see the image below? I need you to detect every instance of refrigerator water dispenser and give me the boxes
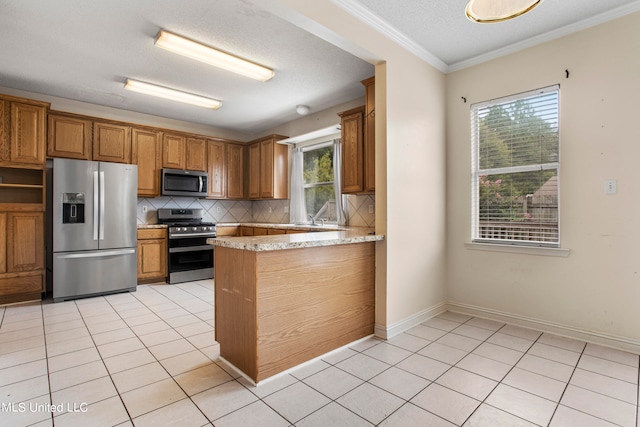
[62,193,85,224]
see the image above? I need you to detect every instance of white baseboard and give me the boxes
[373,299,640,355]
[374,301,447,340]
[447,300,640,355]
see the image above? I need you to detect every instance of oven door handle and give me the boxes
[169,233,216,239]
[169,244,215,253]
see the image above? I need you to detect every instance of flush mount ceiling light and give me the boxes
[124,79,222,109]
[296,104,310,115]
[465,0,542,23]
[155,30,275,82]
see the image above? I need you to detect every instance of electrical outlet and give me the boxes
[142,205,147,213]
[216,207,221,213]
[604,179,617,195]
[268,207,273,213]
[283,206,289,213]
[368,205,374,214]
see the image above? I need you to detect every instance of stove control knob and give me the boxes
[192,227,198,231]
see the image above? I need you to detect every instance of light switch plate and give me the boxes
[604,179,617,194]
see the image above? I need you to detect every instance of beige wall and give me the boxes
[446,12,640,343]
[259,0,448,332]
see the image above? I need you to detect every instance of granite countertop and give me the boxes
[137,224,168,229]
[208,227,383,252]
[216,222,350,231]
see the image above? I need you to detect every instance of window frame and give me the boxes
[470,85,561,248]
[302,141,337,223]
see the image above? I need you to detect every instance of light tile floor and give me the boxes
[0,281,639,426]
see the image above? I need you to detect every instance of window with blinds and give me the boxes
[471,85,560,246]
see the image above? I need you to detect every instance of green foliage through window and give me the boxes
[472,86,560,245]
[303,144,336,221]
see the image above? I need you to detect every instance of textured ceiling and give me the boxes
[0,0,374,135]
[344,0,640,71]
[0,0,638,135]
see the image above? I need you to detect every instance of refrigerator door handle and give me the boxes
[93,171,99,240]
[99,171,105,240]
[56,249,136,259]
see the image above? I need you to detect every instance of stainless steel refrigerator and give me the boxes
[50,158,137,302]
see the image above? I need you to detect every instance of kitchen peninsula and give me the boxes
[209,226,383,383]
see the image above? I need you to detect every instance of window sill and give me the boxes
[464,242,570,257]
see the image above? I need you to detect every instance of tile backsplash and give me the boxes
[137,194,375,227]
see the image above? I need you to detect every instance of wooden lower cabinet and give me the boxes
[215,242,375,383]
[137,228,167,283]
[0,211,45,304]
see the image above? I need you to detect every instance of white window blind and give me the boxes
[471,85,560,246]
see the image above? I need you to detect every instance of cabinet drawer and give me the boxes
[267,228,286,235]
[216,226,239,237]
[0,272,43,296]
[138,228,167,240]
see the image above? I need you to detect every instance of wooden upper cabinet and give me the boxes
[6,211,44,273]
[339,106,365,194]
[186,137,207,172]
[93,121,131,163]
[11,103,47,166]
[336,77,375,195]
[132,127,162,197]
[47,112,92,160]
[247,142,261,199]
[362,76,375,193]
[248,135,288,199]
[0,97,48,167]
[162,133,186,170]
[227,143,244,199]
[260,138,275,198]
[207,140,226,198]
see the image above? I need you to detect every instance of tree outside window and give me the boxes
[472,86,560,245]
[303,144,336,222]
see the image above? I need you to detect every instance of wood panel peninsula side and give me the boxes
[209,228,383,383]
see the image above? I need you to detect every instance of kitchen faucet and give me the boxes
[308,214,315,225]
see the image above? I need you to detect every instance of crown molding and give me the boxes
[449,0,640,72]
[332,0,640,74]
[330,0,449,73]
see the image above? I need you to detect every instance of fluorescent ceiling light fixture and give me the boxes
[465,0,542,23]
[155,30,275,82]
[124,79,221,109]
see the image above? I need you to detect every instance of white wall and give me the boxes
[446,12,640,345]
[259,0,448,333]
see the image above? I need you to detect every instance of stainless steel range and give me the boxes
[157,208,216,284]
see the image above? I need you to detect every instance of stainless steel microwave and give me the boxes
[161,169,208,197]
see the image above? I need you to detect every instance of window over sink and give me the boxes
[303,142,336,223]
